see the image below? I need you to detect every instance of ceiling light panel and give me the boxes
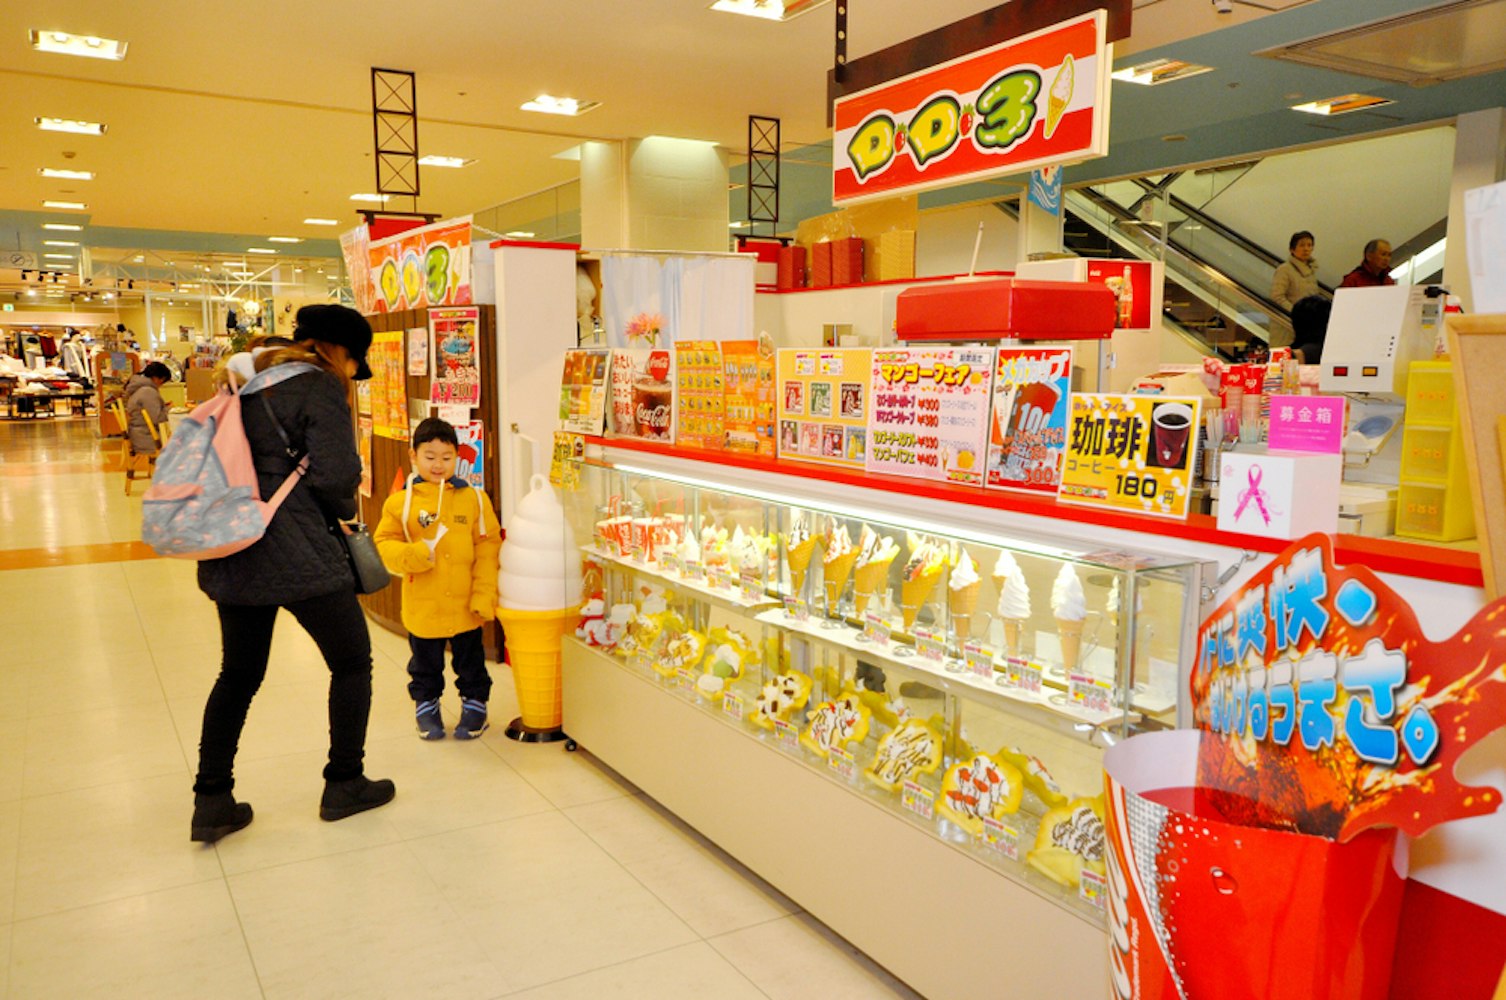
[304,218,339,226]
[42,200,87,210]
[709,0,831,21]
[521,95,601,116]
[246,248,277,254]
[417,155,475,168]
[28,30,128,60]
[1112,58,1215,85]
[349,194,390,203]
[266,236,302,243]
[35,117,107,135]
[42,223,82,231]
[1290,93,1394,115]
[40,168,95,180]
[42,240,79,247]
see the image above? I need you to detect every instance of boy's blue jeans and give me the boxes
[407,626,491,704]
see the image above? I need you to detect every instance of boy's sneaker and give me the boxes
[415,699,445,740]
[454,699,489,740]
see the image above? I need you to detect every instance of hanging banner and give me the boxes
[865,346,995,486]
[1057,393,1200,519]
[367,216,473,314]
[1026,165,1062,215]
[985,347,1073,494]
[832,11,1110,205]
[558,349,610,436]
[454,420,485,491]
[369,330,407,440]
[722,337,776,456]
[340,225,375,316]
[675,340,725,451]
[428,306,481,407]
[776,348,872,468]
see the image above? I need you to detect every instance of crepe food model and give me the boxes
[751,671,814,729]
[937,752,1025,836]
[1027,795,1107,890]
[863,720,944,792]
[799,695,872,757]
[900,533,946,631]
[853,526,901,617]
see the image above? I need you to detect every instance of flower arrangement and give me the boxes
[625,312,664,347]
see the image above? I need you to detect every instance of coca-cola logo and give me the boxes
[636,403,671,429]
[1105,819,1135,1000]
[647,351,671,382]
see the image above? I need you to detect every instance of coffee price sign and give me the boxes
[1057,394,1201,520]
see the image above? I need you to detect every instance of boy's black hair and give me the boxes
[412,417,459,449]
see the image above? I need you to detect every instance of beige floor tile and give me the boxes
[151,639,228,703]
[12,773,223,921]
[229,841,513,999]
[565,795,798,937]
[0,728,22,802]
[0,801,18,923]
[23,651,166,717]
[709,913,924,1000]
[0,922,11,997]
[505,941,768,1000]
[0,662,28,724]
[22,698,190,796]
[413,811,699,991]
[6,880,262,1000]
[368,732,555,841]
[485,738,639,810]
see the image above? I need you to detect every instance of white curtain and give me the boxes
[601,254,753,348]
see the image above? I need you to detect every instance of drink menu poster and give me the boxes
[866,347,996,487]
[370,330,408,440]
[1057,393,1202,519]
[429,306,481,406]
[675,341,725,451]
[722,338,776,457]
[986,347,1073,495]
[775,348,872,468]
[558,349,610,436]
[607,348,675,443]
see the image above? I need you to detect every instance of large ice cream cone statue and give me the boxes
[1045,53,1074,140]
[900,533,945,632]
[994,550,1032,656]
[1051,563,1087,673]
[853,526,900,617]
[497,474,584,741]
[948,545,981,639]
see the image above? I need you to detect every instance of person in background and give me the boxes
[1339,239,1396,288]
[1290,295,1334,365]
[1270,231,1322,310]
[374,418,502,740]
[191,304,394,843]
[222,334,294,386]
[124,361,172,455]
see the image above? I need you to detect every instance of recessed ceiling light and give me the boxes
[729,221,749,228]
[43,253,74,260]
[179,283,198,289]
[40,168,95,180]
[504,231,536,238]
[35,117,107,136]
[43,239,79,247]
[266,236,302,243]
[520,95,601,116]
[1291,93,1394,116]
[303,218,339,226]
[349,193,390,203]
[101,291,113,300]
[42,223,82,231]
[134,255,145,262]
[709,0,830,21]
[418,155,475,168]
[28,30,128,61]
[42,200,87,210]
[1112,59,1215,86]
[247,248,277,254]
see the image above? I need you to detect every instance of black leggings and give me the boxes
[194,589,373,794]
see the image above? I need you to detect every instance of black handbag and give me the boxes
[341,522,393,595]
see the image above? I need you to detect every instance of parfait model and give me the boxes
[948,545,981,639]
[822,523,857,617]
[784,511,821,598]
[1051,563,1087,672]
[993,550,1032,656]
[853,526,901,617]
[900,533,946,631]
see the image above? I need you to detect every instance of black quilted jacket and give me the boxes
[197,368,360,605]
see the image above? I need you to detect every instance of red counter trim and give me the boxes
[488,239,581,251]
[590,436,1484,588]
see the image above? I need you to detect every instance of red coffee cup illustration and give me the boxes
[1151,402,1193,469]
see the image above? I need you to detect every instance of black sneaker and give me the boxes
[415,699,445,740]
[190,792,253,844]
[453,698,489,740]
[319,776,396,821]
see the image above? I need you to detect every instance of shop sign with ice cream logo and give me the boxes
[831,11,1111,205]
[1057,394,1201,520]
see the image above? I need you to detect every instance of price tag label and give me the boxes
[630,649,652,674]
[740,570,764,603]
[722,691,745,722]
[675,667,698,694]
[1003,656,1043,694]
[863,611,891,646]
[784,595,810,623]
[1070,673,1113,715]
[658,552,681,576]
[901,780,935,821]
[1079,869,1108,909]
[982,817,1021,860]
[827,745,856,781]
[682,559,706,582]
[710,567,736,591]
[915,626,945,663]
[963,641,995,680]
[773,719,800,752]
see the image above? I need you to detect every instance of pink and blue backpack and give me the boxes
[141,362,317,559]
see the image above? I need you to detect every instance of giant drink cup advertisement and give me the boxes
[986,347,1073,494]
[1102,534,1506,999]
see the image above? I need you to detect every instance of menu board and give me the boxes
[722,338,776,456]
[986,347,1074,494]
[1057,393,1202,519]
[558,349,610,436]
[776,348,872,468]
[607,348,675,443]
[675,341,725,451]
[866,346,996,486]
[429,306,481,406]
[369,330,407,440]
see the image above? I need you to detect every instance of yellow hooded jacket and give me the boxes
[374,475,501,639]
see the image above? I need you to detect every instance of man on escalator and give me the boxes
[1339,239,1396,288]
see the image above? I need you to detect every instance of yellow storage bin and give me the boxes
[1396,481,1475,542]
[1399,425,1459,484]
[1404,361,1455,427]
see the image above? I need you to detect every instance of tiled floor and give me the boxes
[0,420,922,1000]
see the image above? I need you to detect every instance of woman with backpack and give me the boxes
[190,304,395,843]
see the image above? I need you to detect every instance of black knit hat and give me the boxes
[293,304,373,381]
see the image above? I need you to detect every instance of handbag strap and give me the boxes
[256,388,309,515]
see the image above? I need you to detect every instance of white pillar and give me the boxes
[1444,107,1506,313]
[580,137,730,252]
[1015,192,1063,262]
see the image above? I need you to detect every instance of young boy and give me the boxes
[375,418,502,740]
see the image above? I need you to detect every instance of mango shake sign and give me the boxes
[832,12,1111,205]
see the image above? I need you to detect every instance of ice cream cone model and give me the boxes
[798,695,872,758]
[822,524,857,612]
[899,533,945,631]
[852,526,900,617]
[751,671,813,730]
[936,752,1024,837]
[993,550,1032,656]
[1051,563,1087,672]
[863,720,944,792]
[1026,795,1106,890]
[785,516,821,597]
[948,545,981,639]
[1044,53,1074,140]
[999,746,1069,808]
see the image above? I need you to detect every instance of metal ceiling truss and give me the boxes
[747,115,781,236]
[372,67,421,201]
